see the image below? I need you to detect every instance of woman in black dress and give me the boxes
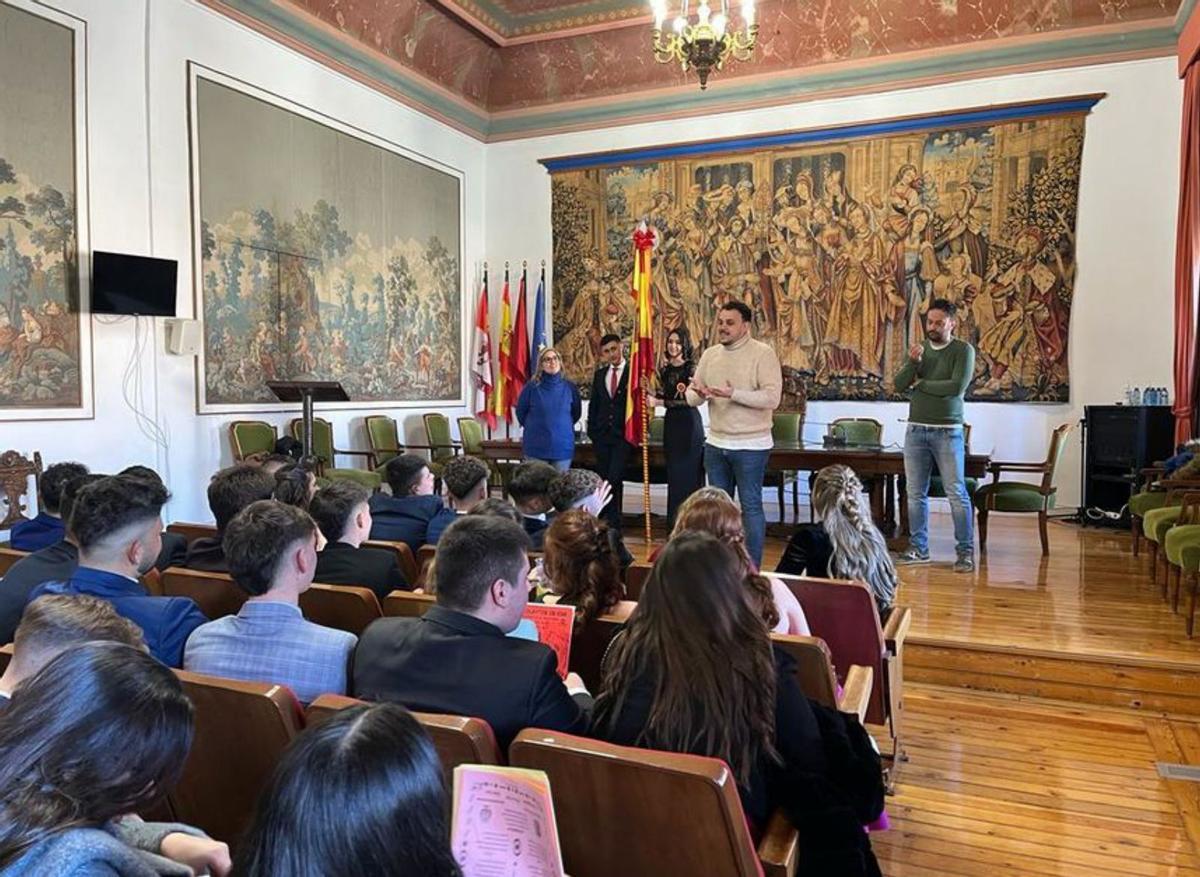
[650,327,704,526]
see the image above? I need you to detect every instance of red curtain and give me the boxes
[1175,62,1200,443]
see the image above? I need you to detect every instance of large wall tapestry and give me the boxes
[0,1,91,420]
[548,98,1095,403]
[190,69,464,412]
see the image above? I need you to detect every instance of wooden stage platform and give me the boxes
[626,503,1200,874]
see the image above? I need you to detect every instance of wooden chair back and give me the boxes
[0,450,42,530]
[624,560,653,601]
[829,417,883,445]
[770,632,839,709]
[567,613,627,693]
[1042,422,1074,493]
[0,643,11,672]
[0,546,28,577]
[363,539,419,583]
[382,589,437,617]
[228,421,277,462]
[365,415,402,468]
[509,730,772,877]
[166,522,218,545]
[306,694,502,775]
[775,573,887,724]
[300,584,381,635]
[141,567,163,597]
[289,417,336,467]
[169,670,303,848]
[161,568,247,620]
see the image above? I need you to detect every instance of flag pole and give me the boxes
[504,262,511,441]
[483,262,492,440]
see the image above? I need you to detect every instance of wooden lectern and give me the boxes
[266,380,349,463]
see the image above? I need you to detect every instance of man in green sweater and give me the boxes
[893,298,976,573]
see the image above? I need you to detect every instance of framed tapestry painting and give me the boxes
[188,66,466,414]
[0,0,93,420]
[547,97,1097,404]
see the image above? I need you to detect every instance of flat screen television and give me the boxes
[91,251,177,317]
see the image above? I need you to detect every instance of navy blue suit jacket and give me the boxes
[368,494,446,552]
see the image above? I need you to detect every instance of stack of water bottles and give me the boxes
[1125,386,1171,406]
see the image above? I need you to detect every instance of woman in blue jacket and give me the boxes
[516,347,582,470]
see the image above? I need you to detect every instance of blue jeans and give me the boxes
[703,444,770,567]
[904,425,973,556]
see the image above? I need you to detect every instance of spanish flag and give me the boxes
[624,222,656,444]
[492,270,513,424]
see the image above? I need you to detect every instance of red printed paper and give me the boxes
[522,603,574,680]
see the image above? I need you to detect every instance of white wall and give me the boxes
[486,58,1184,508]
[0,0,488,522]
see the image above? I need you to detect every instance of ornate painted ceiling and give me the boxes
[206,0,1194,139]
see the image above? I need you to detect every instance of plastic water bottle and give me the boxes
[1132,387,1142,405]
[1146,387,1158,406]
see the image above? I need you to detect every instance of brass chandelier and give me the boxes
[649,0,758,90]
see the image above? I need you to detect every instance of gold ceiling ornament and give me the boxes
[649,0,757,90]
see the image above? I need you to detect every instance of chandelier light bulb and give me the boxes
[696,0,711,25]
[712,12,727,36]
[673,15,686,32]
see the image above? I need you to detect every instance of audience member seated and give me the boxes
[673,488,810,636]
[311,481,410,600]
[424,455,490,546]
[593,533,884,876]
[508,460,559,549]
[234,702,459,876]
[119,465,188,569]
[535,509,629,631]
[353,516,591,749]
[185,464,275,572]
[368,453,445,551]
[30,474,207,667]
[0,642,231,876]
[0,595,145,706]
[184,500,357,705]
[10,461,87,552]
[0,473,102,643]
[273,462,318,511]
[252,452,296,476]
[777,465,898,620]
[469,496,524,525]
[548,468,632,568]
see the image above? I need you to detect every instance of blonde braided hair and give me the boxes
[810,465,897,609]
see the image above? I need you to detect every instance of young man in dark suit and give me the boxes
[507,460,558,550]
[30,474,208,668]
[310,481,410,600]
[352,515,591,749]
[368,454,446,552]
[184,464,275,572]
[586,333,634,532]
[11,461,88,551]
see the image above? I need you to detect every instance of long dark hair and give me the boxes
[593,532,779,787]
[663,326,694,365]
[273,462,316,510]
[0,642,194,867]
[234,703,460,877]
[543,509,624,630]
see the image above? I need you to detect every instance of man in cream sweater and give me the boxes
[686,301,782,565]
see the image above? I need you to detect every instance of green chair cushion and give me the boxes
[1164,524,1200,565]
[831,420,882,445]
[1129,491,1173,517]
[366,416,401,467]
[1144,505,1183,542]
[424,414,455,465]
[973,481,1054,513]
[772,413,802,443]
[1182,542,1200,573]
[232,422,276,459]
[324,468,382,490]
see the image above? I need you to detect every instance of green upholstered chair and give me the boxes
[1126,465,1200,556]
[1130,484,1172,556]
[1145,503,1185,589]
[458,416,508,494]
[765,412,802,523]
[229,421,277,462]
[1162,499,1200,624]
[974,423,1073,556]
[287,418,381,490]
[365,415,404,473]
[829,417,884,446]
[421,413,458,479]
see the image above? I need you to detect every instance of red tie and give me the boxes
[609,366,618,397]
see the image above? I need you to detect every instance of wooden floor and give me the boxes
[629,502,1200,875]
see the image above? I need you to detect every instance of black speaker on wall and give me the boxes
[1083,405,1176,517]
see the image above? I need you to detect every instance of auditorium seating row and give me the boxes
[1129,466,1200,636]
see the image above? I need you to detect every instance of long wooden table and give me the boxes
[479,438,991,537]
